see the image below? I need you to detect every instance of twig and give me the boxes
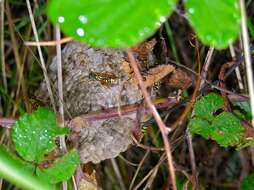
[111,158,126,190]
[133,153,166,190]
[171,70,201,129]
[219,61,235,110]
[167,58,249,98]
[186,129,197,189]
[71,176,78,190]
[118,155,139,167]
[55,26,66,151]
[240,0,254,126]
[25,37,72,46]
[25,0,56,112]
[55,26,67,190]
[199,47,214,89]
[127,50,177,190]
[229,44,244,90]
[144,160,160,190]
[132,136,164,152]
[0,0,7,91]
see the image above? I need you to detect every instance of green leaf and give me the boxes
[36,150,80,184]
[0,146,56,190]
[194,93,224,121]
[12,107,69,162]
[188,118,211,139]
[241,173,254,190]
[47,0,177,48]
[185,0,240,49]
[233,101,252,120]
[247,18,254,40]
[210,112,244,147]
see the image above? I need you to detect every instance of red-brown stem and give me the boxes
[127,50,177,190]
[78,98,177,121]
[0,118,14,128]
[0,98,177,128]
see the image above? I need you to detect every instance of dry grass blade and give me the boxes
[229,44,244,90]
[55,26,68,190]
[25,37,73,46]
[133,153,166,190]
[25,0,56,112]
[240,0,254,127]
[129,150,150,190]
[111,158,126,190]
[0,0,6,91]
[6,2,29,112]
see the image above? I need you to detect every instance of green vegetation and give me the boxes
[1,0,254,189]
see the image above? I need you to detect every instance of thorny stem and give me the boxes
[0,98,177,128]
[127,50,177,190]
[77,98,177,122]
[240,0,254,127]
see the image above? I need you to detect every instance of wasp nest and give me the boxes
[36,42,158,163]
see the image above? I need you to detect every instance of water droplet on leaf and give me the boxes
[58,16,65,23]
[76,28,85,36]
[139,31,144,36]
[78,15,88,24]
[188,8,195,14]
[155,22,161,27]
[159,16,166,23]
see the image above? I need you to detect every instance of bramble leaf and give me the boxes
[189,93,251,148]
[194,93,224,121]
[185,0,240,49]
[47,0,177,48]
[36,150,80,184]
[188,118,211,139]
[233,101,252,120]
[210,112,244,147]
[12,108,69,162]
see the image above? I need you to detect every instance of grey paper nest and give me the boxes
[36,42,152,163]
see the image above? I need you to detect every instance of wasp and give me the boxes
[89,71,118,86]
